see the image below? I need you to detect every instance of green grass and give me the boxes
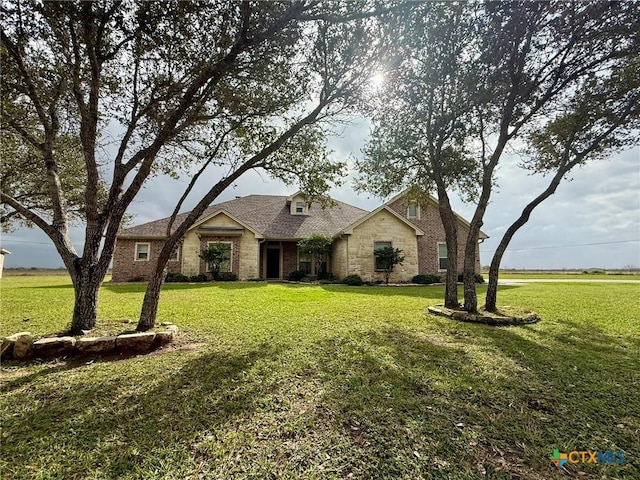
[1,276,639,479]
[496,272,640,280]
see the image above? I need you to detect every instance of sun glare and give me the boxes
[369,72,386,90]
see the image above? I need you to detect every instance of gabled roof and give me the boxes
[118,195,369,240]
[384,190,489,240]
[340,206,425,237]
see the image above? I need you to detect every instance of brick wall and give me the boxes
[387,197,481,274]
[112,238,181,282]
[282,242,298,279]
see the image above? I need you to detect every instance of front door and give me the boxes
[266,247,280,279]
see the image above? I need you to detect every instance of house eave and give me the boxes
[117,234,167,240]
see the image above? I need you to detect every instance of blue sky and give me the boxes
[2,121,639,270]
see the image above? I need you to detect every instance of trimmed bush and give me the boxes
[288,270,307,281]
[190,274,208,282]
[342,274,364,286]
[165,273,189,283]
[217,272,237,282]
[457,273,485,284]
[412,274,441,284]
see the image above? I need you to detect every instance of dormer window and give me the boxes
[407,201,420,219]
[288,192,309,215]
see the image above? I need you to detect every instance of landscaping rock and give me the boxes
[33,336,76,358]
[166,325,179,333]
[116,332,156,353]
[10,332,34,359]
[153,330,175,349]
[1,337,16,359]
[76,336,116,354]
[428,304,540,326]
[160,322,174,326]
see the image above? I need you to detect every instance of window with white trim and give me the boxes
[295,201,304,213]
[407,201,420,219]
[168,245,180,262]
[135,243,150,261]
[374,241,392,271]
[206,241,232,272]
[438,243,448,270]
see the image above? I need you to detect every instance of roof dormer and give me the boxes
[286,192,310,215]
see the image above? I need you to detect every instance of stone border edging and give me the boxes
[428,304,540,326]
[1,323,179,361]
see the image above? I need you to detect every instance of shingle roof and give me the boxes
[118,195,369,239]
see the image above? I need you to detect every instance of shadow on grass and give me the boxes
[1,343,281,479]
[293,324,639,478]
[321,283,520,300]
[2,319,637,479]
[102,281,269,294]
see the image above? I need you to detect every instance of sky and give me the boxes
[2,120,639,270]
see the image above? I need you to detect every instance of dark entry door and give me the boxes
[266,248,280,279]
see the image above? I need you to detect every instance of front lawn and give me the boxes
[1,277,638,479]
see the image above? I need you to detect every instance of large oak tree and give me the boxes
[357,1,639,312]
[0,0,392,333]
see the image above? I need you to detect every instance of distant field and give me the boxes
[495,271,640,280]
[3,268,74,276]
[1,276,639,479]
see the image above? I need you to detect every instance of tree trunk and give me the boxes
[436,189,460,308]
[69,265,102,334]
[485,170,565,311]
[137,267,166,332]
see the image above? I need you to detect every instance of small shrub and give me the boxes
[129,275,146,282]
[319,273,339,282]
[342,274,363,286]
[190,274,208,282]
[165,273,189,283]
[319,274,340,285]
[413,274,441,284]
[583,269,605,275]
[288,270,307,281]
[217,272,237,282]
[457,273,485,284]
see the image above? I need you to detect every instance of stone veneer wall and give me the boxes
[181,213,259,279]
[198,236,240,277]
[112,239,181,282]
[331,237,348,279]
[387,197,482,274]
[347,210,419,283]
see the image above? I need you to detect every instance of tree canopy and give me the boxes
[357,1,640,311]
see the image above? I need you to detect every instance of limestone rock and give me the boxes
[153,330,175,349]
[9,332,34,359]
[160,322,174,326]
[76,336,116,354]
[33,336,76,358]
[116,332,156,353]
[166,325,179,333]
[1,337,16,359]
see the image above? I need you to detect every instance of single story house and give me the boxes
[112,191,488,283]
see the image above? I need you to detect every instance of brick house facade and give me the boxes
[112,191,487,282]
